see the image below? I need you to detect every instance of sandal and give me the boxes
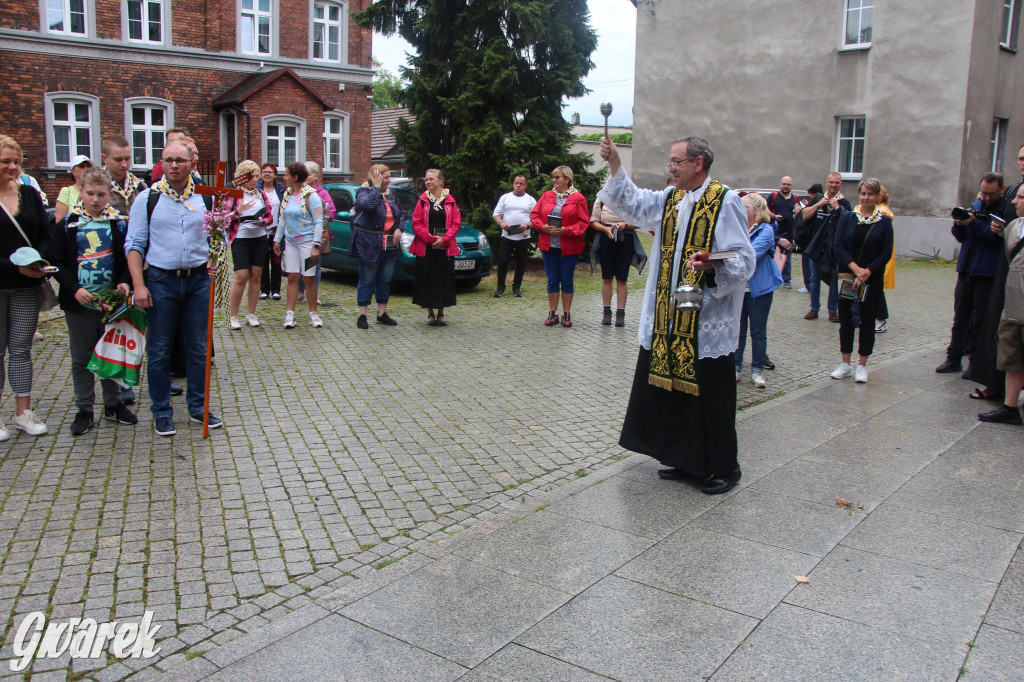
[436,315,447,327]
[427,313,438,326]
[969,387,1003,400]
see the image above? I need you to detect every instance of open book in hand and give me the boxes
[694,250,739,262]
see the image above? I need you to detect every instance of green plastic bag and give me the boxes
[87,307,148,387]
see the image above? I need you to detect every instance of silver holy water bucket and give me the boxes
[673,283,703,310]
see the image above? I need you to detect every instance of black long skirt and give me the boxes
[619,348,738,478]
[412,249,457,309]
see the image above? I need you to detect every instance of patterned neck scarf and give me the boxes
[554,187,577,200]
[107,170,141,203]
[71,201,120,225]
[152,176,197,210]
[427,188,449,211]
[854,205,884,224]
[282,185,316,214]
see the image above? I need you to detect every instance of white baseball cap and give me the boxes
[9,247,49,267]
[68,155,93,169]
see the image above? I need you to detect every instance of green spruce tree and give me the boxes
[356,0,602,239]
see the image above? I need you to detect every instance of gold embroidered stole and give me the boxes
[648,180,727,395]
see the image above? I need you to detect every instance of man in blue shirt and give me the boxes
[936,172,1008,375]
[125,141,222,436]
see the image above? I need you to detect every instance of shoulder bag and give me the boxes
[0,193,58,311]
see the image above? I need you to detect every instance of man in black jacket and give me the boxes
[800,172,851,321]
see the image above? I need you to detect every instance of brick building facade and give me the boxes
[0,0,375,198]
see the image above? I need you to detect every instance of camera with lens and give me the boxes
[951,206,975,221]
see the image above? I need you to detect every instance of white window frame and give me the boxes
[40,0,94,37]
[124,97,174,170]
[310,0,348,64]
[991,118,1009,173]
[262,115,306,171]
[322,111,349,172]
[123,0,169,45]
[239,0,276,56]
[1002,0,1021,50]
[834,116,866,181]
[841,0,873,50]
[44,92,100,169]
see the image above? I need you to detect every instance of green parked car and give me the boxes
[319,183,493,286]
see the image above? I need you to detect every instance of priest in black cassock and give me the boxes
[598,136,754,494]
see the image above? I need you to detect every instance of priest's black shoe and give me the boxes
[935,357,962,373]
[978,404,1023,425]
[702,469,742,495]
[657,468,688,480]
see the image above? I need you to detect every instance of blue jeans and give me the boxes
[802,254,838,314]
[145,267,210,419]
[357,252,397,306]
[540,248,577,294]
[735,291,773,373]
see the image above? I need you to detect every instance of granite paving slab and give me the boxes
[455,644,607,682]
[964,625,1024,682]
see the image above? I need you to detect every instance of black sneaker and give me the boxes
[170,382,184,396]
[494,288,505,298]
[154,416,176,436]
[190,413,223,429]
[104,403,138,425]
[615,309,625,327]
[357,314,369,329]
[978,404,1023,425]
[512,288,523,297]
[602,309,612,325]
[935,358,962,373]
[70,411,94,436]
[763,357,776,371]
[376,313,397,326]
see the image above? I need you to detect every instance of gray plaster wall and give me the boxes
[631,0,1019,222]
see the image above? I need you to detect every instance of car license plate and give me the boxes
[454,259,476,271]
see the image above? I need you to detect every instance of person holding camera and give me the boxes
[829,178,893,384]
[935,172,1009,375]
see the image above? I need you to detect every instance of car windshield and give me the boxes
[391,187,419,215]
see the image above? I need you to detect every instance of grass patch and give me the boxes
[185,649,210,661]
[534,503,549,512]
[739,390,786,412]
[373,553,409,570]
[574,469,588,479]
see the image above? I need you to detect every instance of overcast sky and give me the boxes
[372,0,637,127]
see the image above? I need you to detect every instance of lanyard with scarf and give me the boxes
[108,171,142,203]
[648,180,727,395]
[70,201,121,224]
[279,185,316,223]
[152,175,197,209]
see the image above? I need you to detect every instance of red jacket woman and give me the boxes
[531,188,589,256]
[411,189,461,257]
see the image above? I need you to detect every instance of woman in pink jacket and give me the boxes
[531,165,589,327]
[411,168,461,326]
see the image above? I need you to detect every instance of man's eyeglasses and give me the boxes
[161,157,191,166]
[666,158,697,172]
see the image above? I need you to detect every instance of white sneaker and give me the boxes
[283,311,296,329]
[33,331,44,341]
[310,311,323,328]
[752,372,766,388]
[797,287,809,293]
[228,316,242,330]
[875,319,887,333]
[855,365,868,383]
[831,363,853,380]
[13,410,47,436]
[735,371,742,382]
[0,420,9,442]
[245,313,261,327]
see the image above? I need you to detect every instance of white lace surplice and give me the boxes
[597,168,755,358]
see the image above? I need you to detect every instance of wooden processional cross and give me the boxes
[194,162,244,438]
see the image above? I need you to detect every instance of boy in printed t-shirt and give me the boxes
[49,168,138,436]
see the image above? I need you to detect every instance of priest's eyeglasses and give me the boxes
[666,158,697,172]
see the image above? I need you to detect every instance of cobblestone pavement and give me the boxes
[0,257,958,679]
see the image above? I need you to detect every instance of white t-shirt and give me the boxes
[492,191,537,241]
[264,189,281,234]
